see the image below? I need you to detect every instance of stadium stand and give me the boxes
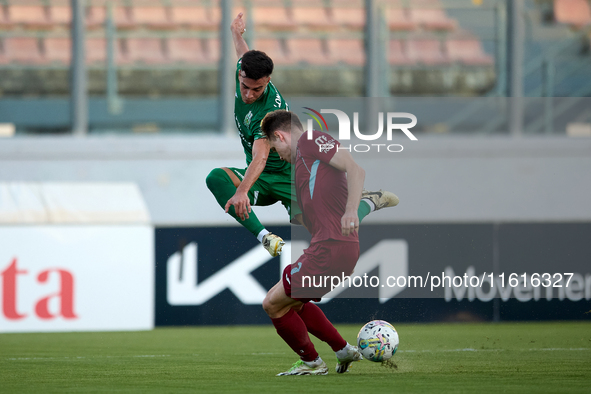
[409,0,457,31]
[327,38,365,66]
[4,1,50,29]
[45,37,72,64]
[445,38,493,65]
[331,0,365,30]
[131,6,174,30]
[292,1,337,31]
[167,38,209,64]
[253,6,297,31]
[406,39,449,65]
[554,0,591,28]
[124,38,168,64]
[49,5,72,25]
[170,5,218,30]
[0,0,491,68]
[86,5,134,30]
[286,38,332,65]
[3,37,44,64]
[206,38,220,63]
[386,7,416,31]
[253,38,292,65]
[388,40,412,65]
[0,0,497,98]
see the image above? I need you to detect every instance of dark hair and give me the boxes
[261,110,303,140]
[241,50,274,80]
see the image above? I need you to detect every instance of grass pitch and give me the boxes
[1,322,590,393]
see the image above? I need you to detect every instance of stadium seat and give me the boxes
[445,39,493,65]
[253,7,297,31]
[388,40,413,65]
[6,3,51,29]
[0,6,8,30]
[331,0,365,30]
[327,39,365,66]
[44,37,71,64]
[286,38,332,65]
[87,6,133,29]
[205,38,220,63]
[3,37,44,64]
[406,39,449,64]
[86,38,107,64]
[292,2,337,31]
[253,38,292,65]
[167,38,209,64]
[554,0,591,28]
[49,6,72,25]
[386,6,416,31]
[210,6,245,25]
[409,0,457,31]
[125,38,169,64]
[86,38,125,65]
[131,6,174,29]
[170,6,217,30]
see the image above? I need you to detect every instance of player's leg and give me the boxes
[294,242,362,373]
[270,169,398,225]
[263,279,328,376]
[297,302,362,373]
[358,189,400,222]
[205,167,284,256]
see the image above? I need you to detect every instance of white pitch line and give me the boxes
[397,347,590,353]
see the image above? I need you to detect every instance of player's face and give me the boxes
[270,132,292,163]
[239,72,270,104]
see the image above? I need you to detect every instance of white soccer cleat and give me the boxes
[335,346,363,373]
[276,360,329,376]
[262,232,285,257]
[362,189,399,210]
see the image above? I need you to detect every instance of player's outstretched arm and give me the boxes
[224,138,270,220]
[230,13,249,59]
[328,150,366,237]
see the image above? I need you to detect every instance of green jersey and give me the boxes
[234,58,289,173]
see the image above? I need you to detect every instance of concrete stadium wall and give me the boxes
[0,135,590,226]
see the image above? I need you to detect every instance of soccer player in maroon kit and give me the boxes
[260,110,399,375]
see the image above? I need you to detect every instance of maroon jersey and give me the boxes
[295,130,359,244]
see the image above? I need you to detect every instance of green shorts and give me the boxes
[228,167,302,223]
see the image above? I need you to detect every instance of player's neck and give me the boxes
[293,129,304,142]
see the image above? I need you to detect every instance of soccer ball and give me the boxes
[357,320,399,362]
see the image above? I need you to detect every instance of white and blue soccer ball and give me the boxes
[357,320,399,362]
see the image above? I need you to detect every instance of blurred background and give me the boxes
[0,0,589,135]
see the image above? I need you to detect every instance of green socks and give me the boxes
[206,168,265,237]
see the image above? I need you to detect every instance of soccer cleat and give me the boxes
[335,346,363,373]
[361,189,399,210]
[276,360,329,376]
[262,232,285,257]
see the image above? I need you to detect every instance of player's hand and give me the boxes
[225,190,251,221]
[341,210,359,237]
[231,12,246,36]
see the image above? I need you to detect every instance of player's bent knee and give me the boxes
[205,168,230,191]
[262,294,275,317]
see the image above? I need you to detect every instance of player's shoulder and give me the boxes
[261,81,287,110]
[298,130,338,154]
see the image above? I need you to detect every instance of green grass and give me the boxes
[1,322,590,393]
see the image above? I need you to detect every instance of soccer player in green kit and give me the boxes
[206,12,294,257]
[206,12,399,257]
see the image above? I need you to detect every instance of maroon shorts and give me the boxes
[282,240,360,302]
